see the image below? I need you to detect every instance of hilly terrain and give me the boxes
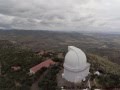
[0,40,120,90]
[0,30,120,65]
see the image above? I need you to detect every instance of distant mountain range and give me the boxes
[0,29,120,65]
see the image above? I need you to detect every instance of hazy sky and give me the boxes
[0,0,120,32]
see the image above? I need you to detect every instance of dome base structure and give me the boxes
[62,63,90,83]
[62,46,90,83]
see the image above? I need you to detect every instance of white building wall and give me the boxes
[30,69,35,74]
[63,66,90,83]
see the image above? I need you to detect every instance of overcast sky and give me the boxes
[0,0,120,32]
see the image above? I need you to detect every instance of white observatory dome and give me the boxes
[64,46,87,71]
[62,46,90,83]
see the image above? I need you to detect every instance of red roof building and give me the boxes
[30,59,55,74]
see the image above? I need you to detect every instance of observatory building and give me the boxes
[62,46,90,83]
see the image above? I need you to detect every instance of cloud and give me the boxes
[0,0,120,32]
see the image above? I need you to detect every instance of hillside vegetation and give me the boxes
[88,54,120,88]
[88,54,120,75]
[0,39,120,89]
[0,40,43,90]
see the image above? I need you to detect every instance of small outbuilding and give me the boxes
[94,71,101,76]
[11,66,21,71]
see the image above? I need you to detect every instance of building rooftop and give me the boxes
[30,59,55,73]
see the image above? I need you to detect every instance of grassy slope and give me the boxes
[87,54,120,75]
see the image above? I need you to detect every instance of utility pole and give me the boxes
[0,62,1,76]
